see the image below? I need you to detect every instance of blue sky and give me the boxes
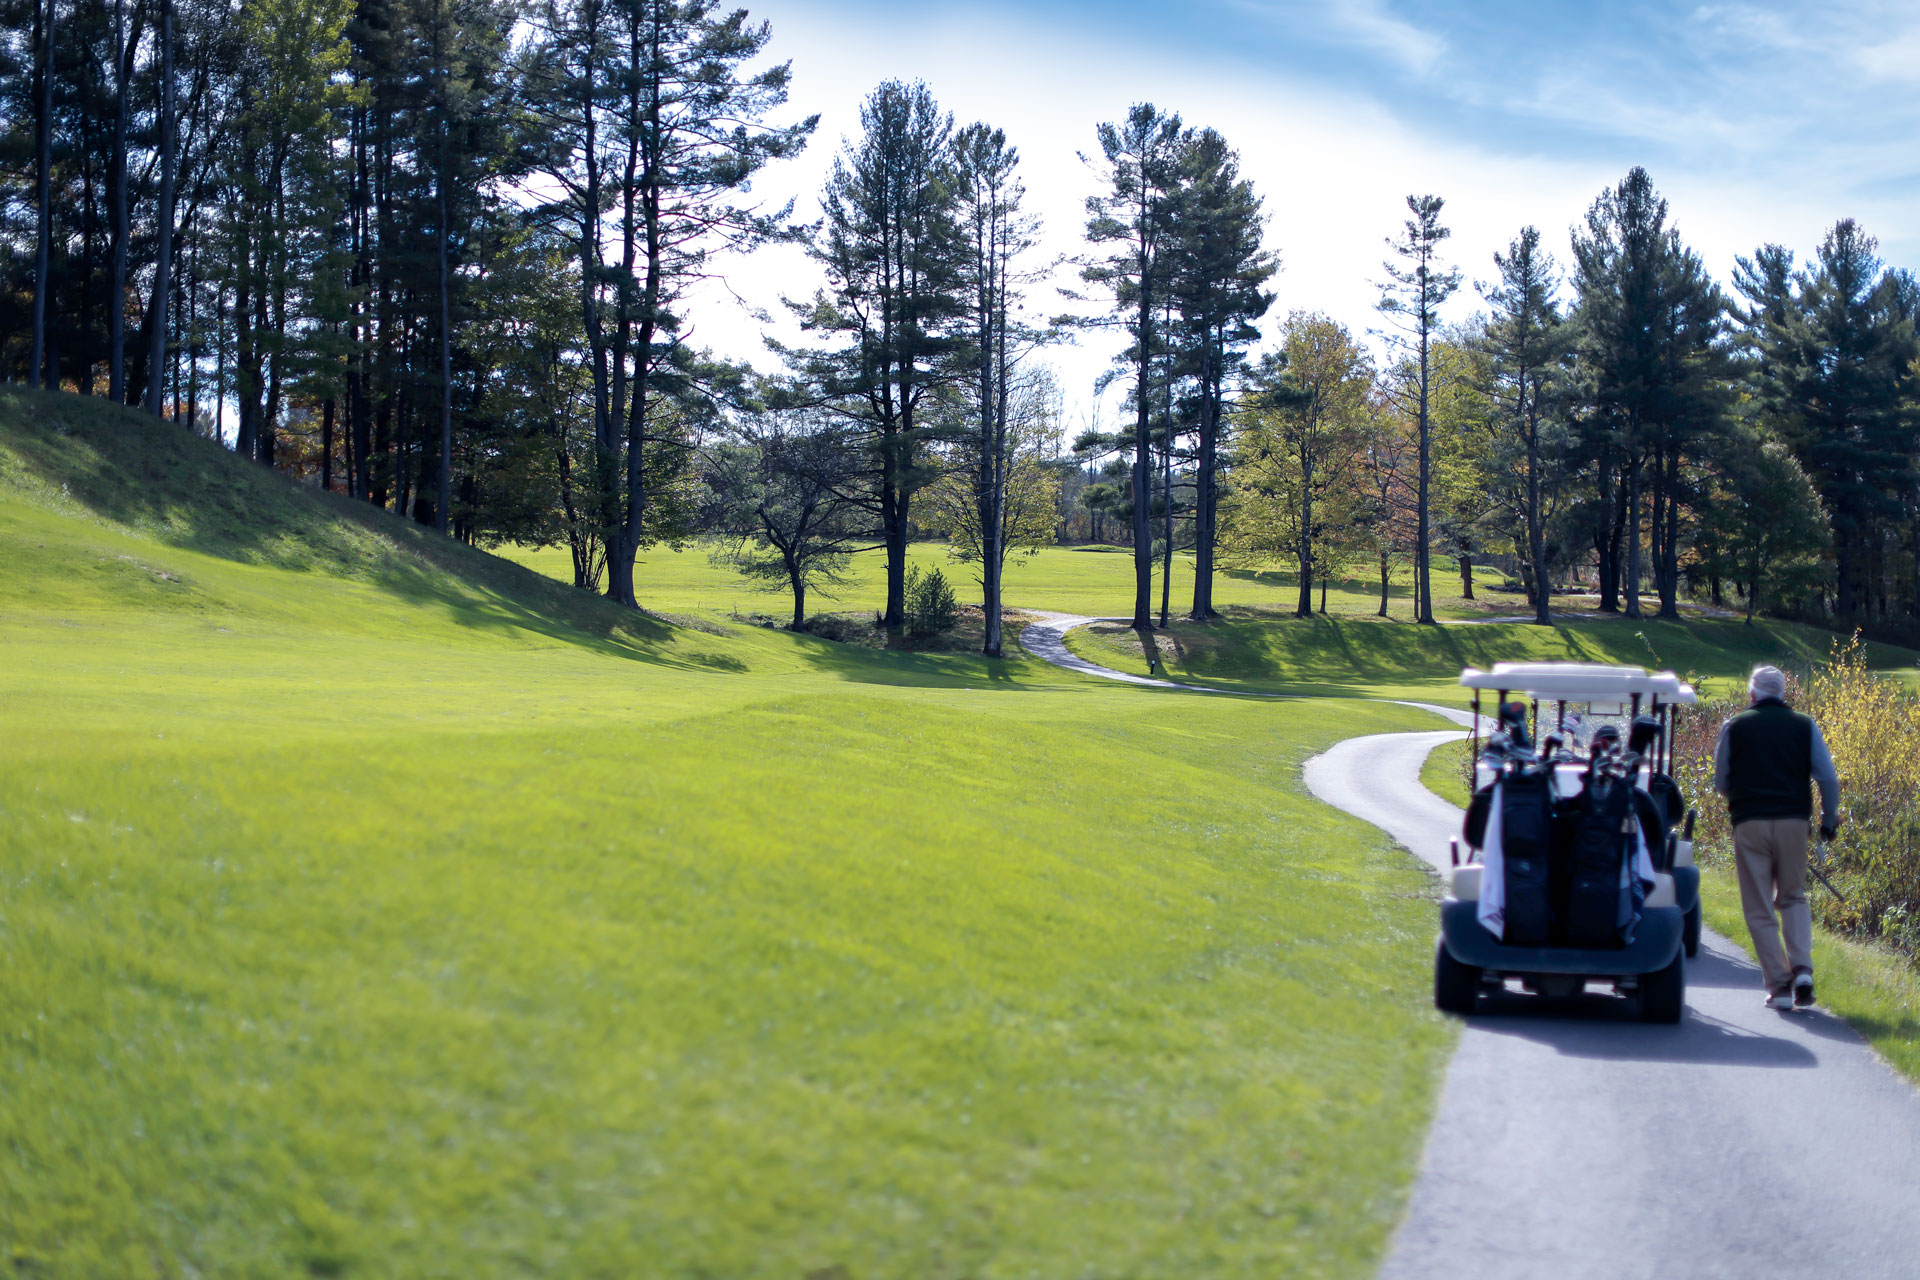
[692,0,1920,426]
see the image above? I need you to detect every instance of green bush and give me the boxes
[905,563,958,637]
[1674,637,1920,962]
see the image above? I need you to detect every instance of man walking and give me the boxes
[1713,665,1841,1011]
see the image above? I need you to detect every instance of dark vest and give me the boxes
[1726,699,1815,826]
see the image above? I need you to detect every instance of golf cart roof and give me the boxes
[1458,661,1698,706]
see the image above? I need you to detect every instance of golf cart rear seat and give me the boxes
[1447,864,1678,910]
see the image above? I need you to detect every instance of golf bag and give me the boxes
[1563,772,1640,947]
[1493,769,1557,946]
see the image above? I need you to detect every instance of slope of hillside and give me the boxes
[0,389,1456,1279]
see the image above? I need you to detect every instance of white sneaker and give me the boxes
[1794,970,1816,1008]
[1765,991,1794,1011]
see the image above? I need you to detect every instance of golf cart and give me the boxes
[1434,662,1701,1023]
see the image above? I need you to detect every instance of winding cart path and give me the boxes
[1021,615,1920,1280]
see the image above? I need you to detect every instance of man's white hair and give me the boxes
[1749,664,1787,700]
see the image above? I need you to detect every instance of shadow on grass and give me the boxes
[2,392,1044,690]
[0,388,743,674]
[1078,606,1908,698]
[784,627,1028,689]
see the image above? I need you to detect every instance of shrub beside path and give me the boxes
[1020,612,1920,1280]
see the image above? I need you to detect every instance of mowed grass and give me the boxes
[1063,608,1920,705]
[0,389,1457,1278]
[496,538,1517,624]
[1419,738,1473,809]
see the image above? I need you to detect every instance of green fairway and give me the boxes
[496,536,1518,624]
[1061,609,1920,704]
[1,389,1459,1277]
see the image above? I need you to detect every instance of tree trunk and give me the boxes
[1131,355,1154,627]
[233,231,257,458]
[1657,441,1681,619]
[145,0,176,418]
[1296,468,1314,618]
[1624,430,1643,619]
[436,114,452,536]
[609,51,670,612]
[1189,347,1219,621]
[1528,406,1549,626]
[350,103,371,499]
[213,283,225,445]
[109,0,131,402]
[1415,313,1434,624]
[1835,535,1854,618]
[1595,453,1618,611]
[184,252,198,432]
[789,569,806,631]
[979,261,1007,660]
[1158,417,1173,627]
[1459,552,1474,600]
[1378,552,1390,617]
[30,0,55,389]
[321,397,335,493]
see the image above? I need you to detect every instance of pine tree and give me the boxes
[1079,103,1184,630]
[1164,127,1275,621]
[949,121,1046,658]
[1377,194,1460,625]
[787,79,959,630]
[1478,226,1570,625]
[1739,221,1919,619]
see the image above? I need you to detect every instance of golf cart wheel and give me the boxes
[1640,949,1686,1024]
[1683,901,1702,958]
[1434,938,1481,1015]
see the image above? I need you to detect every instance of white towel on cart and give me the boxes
[1476,784,1506,938]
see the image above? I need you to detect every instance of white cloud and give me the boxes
[678,1,1920,432]
[1325,0,1448,74]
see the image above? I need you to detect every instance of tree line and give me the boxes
[4,0,1916,646]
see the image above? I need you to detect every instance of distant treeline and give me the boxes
[4,0,1915,647]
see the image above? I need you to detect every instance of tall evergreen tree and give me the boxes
[143,0,175,417]
[1377,193,1460,625]
[1165,127,1275,621]
[28,0,55,387]
[949,121,1045,658]
[1738,220,1919,618]
[1570,166,1724,620]
[1079,103,1184,630]
[787,79,957,630]
[1478,226,1570,625]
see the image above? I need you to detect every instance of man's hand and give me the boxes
[1819,822,1839,842]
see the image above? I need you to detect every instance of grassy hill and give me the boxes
[0,388,1458,1278]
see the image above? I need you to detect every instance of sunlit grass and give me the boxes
[494,538,1518,624]
[1,387,1458,1277]
[1060,608,1918,705]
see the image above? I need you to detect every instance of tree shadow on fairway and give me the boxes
[0,388,758,674]
[784,627,1031,689]
[1080,603,1920,700]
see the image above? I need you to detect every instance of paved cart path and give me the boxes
[1019,616,1920,1280]
[1308,723,1920,1280]
[1016,611,1273,694]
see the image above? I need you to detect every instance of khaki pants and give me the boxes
[1733,817,1814,994]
